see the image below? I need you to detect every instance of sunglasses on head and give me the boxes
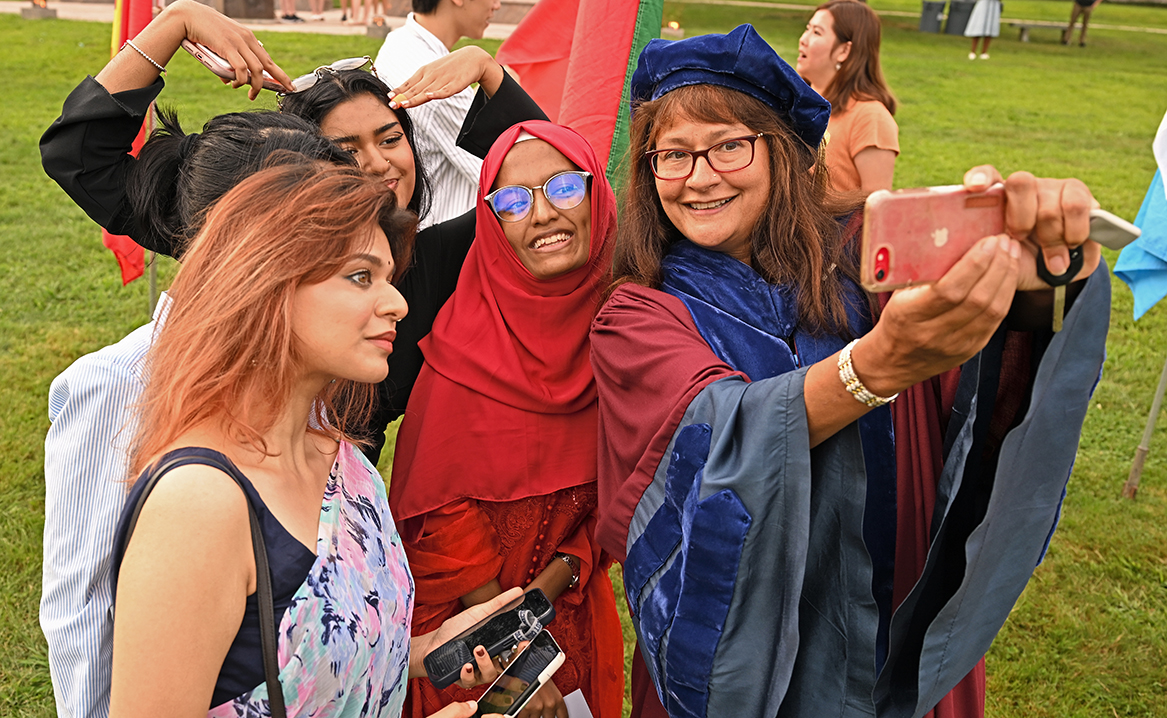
[485,171,592,223]
[280,56,380,96]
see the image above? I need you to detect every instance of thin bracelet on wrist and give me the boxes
[554,552,580,589]
[123,38,166,74]
[837,339,898,408]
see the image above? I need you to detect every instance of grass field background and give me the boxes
[2,1,1167,715]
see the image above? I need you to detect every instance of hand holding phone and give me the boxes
[424,589,556,689]
[475,631,566,717]
[860,184,1137,292]
[181,39,286,92]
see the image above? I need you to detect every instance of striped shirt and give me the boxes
[374,13,483,230]
[41,295,168,718]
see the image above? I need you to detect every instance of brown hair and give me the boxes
[129,160,416,476]
[612,84,862,336]
[818,0,897,116]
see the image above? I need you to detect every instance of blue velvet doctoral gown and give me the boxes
[616,242,1110,718]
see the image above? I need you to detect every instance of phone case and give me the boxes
[424,589,556,689]
[496,652,566,716]
[181,40,284,92]
[476,631,566,717]
[1089,208,1140,250]
[861,184,1006,292]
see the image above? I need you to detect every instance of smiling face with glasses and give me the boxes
[488,140,593,280]
[649,121,771,263]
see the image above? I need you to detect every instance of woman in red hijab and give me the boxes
[389,120,624,718]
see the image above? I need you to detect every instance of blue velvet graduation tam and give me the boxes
[629,24,831,152]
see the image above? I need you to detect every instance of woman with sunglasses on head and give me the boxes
[41,0,548,465]
[592,24,1108,718]
[796,0,898,196]
[387,121,624,718]
[280,61,549,463]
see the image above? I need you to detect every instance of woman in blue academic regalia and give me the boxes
[591,23,1109,718]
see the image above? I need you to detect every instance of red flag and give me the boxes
[103,0,155,285]
[496,0,663,180]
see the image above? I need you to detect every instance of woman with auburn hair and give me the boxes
[388,121,625,718]
[109,161,521,718]
[593,24,1108,718]
[796,0,899,195]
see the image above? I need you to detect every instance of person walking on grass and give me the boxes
[965,0,1001,59]
[1064,0,1103,47]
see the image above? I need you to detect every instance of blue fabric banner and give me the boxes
[1114,169,1167,319]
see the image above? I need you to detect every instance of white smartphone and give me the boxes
[1089,208,1140,250]
[475,631,566,717]
[180,39,285,92]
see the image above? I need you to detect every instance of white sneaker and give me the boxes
[979,53,990,59]
[968,52,977,59]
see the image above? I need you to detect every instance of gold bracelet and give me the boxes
[837,339,898,408]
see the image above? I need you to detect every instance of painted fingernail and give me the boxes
[1048,254,1068,275]
[969,171,987,186]
[476,647,486,656]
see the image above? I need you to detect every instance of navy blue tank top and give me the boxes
[111,447,317,708]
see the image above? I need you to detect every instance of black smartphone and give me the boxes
[475,631,566,717]
[424,588,556,690]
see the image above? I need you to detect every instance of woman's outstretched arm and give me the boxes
[96,0,290,98]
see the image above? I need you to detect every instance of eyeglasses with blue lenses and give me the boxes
[485,171,592,223]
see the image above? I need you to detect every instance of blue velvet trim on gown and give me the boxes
[656,240,898,669]
[625,424,752,718]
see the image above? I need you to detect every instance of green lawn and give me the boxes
[2,4,1167,716]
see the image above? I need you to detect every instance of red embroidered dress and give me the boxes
[389,121,625,718]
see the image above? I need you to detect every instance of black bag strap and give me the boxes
[122,454,287,718]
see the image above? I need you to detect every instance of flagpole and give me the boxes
[1124,349,1167,498]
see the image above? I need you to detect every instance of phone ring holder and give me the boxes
[1035,246,1084,287]
[498,610,545,666]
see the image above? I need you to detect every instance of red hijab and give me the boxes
[389,121,617,528]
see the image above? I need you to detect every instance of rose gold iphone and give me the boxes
[861,184,1007,292]
[861,184,1139,292]
[181,39,285,92]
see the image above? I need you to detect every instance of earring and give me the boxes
[835,62,842,70]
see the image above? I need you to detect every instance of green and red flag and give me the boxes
[104,0,155,284]
[495,0,664,184]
